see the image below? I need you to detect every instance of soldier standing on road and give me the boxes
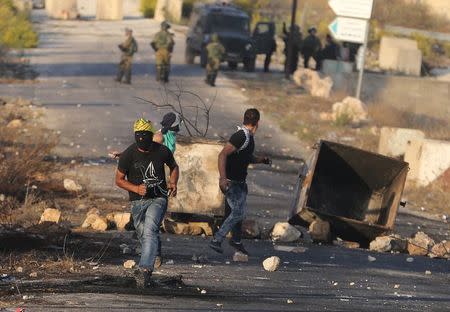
[151,21,175,83]
[205,33,225,87]
[282,22,303,75]
[302,27,322,70]
[115,28,138,84]
[115,118,179,287]
[264,36,277,73]
[209,109,272,256]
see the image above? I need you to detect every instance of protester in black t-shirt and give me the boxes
[209,109,271,255]
[115,118,179,287]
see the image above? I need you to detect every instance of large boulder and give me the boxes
[63,178,83,192]
[106,212,132,231]
[429,241,450,259]
[81,209,108,231]
[293,68,333,99]
[331,96,368,126]
[369,235,407,253]
[271,222,301,242]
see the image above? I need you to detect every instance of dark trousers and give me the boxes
[284,52,299,74]
[303,52,321,70]
[264,53,273,72]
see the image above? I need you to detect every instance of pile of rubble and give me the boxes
[293,68,333,99]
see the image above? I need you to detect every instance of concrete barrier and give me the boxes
[46,0,78,19]
[168,140,224,216]
[405,139,450,187]
[378,127,426,158]
[379,36,422,76]
[96,0,124,20]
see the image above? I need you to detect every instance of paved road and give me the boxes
[1,11,449,312]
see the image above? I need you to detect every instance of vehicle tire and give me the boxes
[185,46,195,64]
[243,57,256,72]
[228,61,238,70]
[200,47,207,68]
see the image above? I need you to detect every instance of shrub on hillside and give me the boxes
[140,0,157,18]
[0,0,38,48]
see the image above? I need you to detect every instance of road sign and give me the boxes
[328,17,368,44]
[328,0,373,19]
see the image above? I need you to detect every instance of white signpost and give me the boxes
[328,0,373,99]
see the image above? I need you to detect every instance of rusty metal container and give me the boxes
[290,140,409,245]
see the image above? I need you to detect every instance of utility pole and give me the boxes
[285,0,298,79]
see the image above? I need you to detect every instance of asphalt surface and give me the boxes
[1,10,449,312]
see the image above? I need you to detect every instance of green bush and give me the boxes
[140,0,157,18]
[0,0,38,49]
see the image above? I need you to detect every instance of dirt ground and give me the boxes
[224,71,450,217]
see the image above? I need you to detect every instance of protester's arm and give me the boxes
[115,169,146,196]
[218,143,237,193]
[153,131,164,144]
[167,165,179,197]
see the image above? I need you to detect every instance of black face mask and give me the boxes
[135,131,153,151]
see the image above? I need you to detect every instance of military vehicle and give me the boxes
[185,2,275,72]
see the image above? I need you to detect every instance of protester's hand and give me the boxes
[136,184,147,196]
[168,182,177,197]
[109,151,121,159]
[219,177,229,194]
[262,157,272,165]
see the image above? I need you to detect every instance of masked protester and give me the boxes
[115,118,179,288]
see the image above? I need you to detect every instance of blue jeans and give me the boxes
[131,197,167,271]
[214,182,248,243]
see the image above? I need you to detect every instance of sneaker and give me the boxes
[154,256,162,269]
[209,239,223,254]
[143,270,153,288]
[229,240,248,255]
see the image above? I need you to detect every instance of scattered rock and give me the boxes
[0,194,5,202]
[165,259,174,265]
[293,68,333,99]
[188,222,213,236]
[6,119,23,129]
[263,256,281,272]
[369,235,407,253]
[425,270,432,275]
[273,245,307,253]
[308,220,330,242]
[200,289,207,294]
[233,251,249,262]
[39,208,61,224]
[163,219,205,236]
[16,267,23,273]
[367,255,376,262]
[407,232,435,256]
[406,257,414,263]
[429,240,450,259]
[63,178,82,192]
[333,238,360,249]
[329,96,368,126]
[287,299,294,304]
[271,222,301,242]
[113,212,132,230]
[29,272,38,278]
[242,219,261,238]
[123,260,136,269]
[82,213,108,231]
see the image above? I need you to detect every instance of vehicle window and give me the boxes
[255,24,269,35]
[209,14,249,33]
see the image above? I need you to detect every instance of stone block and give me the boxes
[379,36,422,76]
[378,127,425,158]
[405,139,450,187]
[154,0,183,23]
[96,0,123,20]
[46,0,78,19]
[271,222,301,242]
[308,220,330,242]
[39,208,61,224]
[168,142,224,216]
[262,256,280,272]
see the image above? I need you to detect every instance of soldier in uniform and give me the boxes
[205,33,225,87]
[302,27,322,70]
[282,22,303,75]
[151,21,175,83]
[116,28,138,84]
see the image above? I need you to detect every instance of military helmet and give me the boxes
[308,26,317,34]
[211,33,219,42]
[161,21,171,30]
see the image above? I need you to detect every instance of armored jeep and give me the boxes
[185,2,274,72]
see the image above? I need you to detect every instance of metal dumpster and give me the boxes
[290,140,409,245]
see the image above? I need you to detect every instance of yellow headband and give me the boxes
[134,118,155,133]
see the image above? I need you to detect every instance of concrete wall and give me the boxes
[379,37,422,76]
[96,0,123,20]
[154,0,183,23]
[46,0,78,19]
[77,0,141,18]
[329,72,450,122]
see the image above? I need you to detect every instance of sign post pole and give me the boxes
[355,20,370,99]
